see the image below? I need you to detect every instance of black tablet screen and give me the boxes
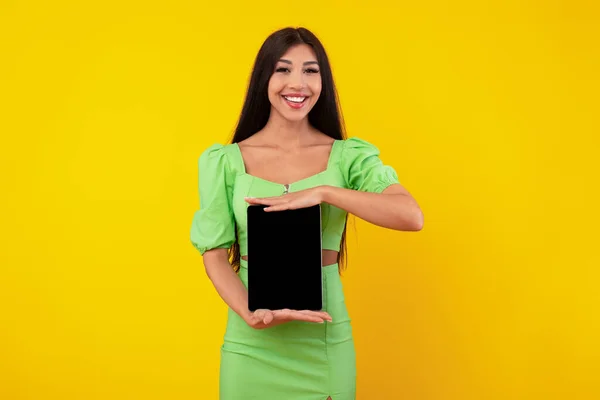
[246,204,323,312]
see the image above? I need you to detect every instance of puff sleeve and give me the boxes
[341,137,400,193]
[190,144,236,255]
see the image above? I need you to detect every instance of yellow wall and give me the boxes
[1,1,598,399]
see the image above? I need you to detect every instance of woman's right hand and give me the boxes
[245,308,332,329]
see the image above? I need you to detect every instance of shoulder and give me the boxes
[340,137,382,160]
[199,142,237,160]
[342,136,380,150]
[198,142,239,172]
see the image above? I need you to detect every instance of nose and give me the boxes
[287,70,306,89]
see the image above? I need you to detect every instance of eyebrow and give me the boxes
[278,59,319,66]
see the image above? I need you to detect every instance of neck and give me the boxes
[260,108,314,147]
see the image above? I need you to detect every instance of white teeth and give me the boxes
[283,96,306,103]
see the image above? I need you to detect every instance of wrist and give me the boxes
[240,308,253,325]
[319,185,335,203]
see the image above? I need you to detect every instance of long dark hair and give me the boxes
[227,27,349,274]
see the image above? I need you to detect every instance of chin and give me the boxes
[281,112,309,122]
[270,105,310,123]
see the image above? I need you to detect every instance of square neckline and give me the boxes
[233,139,340,187]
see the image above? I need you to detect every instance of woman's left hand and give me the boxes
[245,186,328,211]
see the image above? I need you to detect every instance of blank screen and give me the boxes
[246,204,323,312]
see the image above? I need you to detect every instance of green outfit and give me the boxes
[191,137,400,400]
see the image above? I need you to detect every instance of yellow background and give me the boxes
[1,1,598,399]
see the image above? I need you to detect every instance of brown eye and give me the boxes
[275,67,290,73]
[305,68,319,74]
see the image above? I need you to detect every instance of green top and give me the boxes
[190,137,400,256]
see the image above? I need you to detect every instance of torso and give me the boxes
[241,251,339,267]
[238,134,336,186]
[237,131,339,266]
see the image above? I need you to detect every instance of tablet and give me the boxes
[246,204,323,312]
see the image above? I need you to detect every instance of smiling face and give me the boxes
[267,44,322,123]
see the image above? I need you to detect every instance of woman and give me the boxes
[191,27,423,400]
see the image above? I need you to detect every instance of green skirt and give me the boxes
[219,259,356,399]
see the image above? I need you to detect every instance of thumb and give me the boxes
[262,310,274,325]
[251,309,266,322]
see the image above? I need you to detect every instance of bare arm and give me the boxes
[202,249,332,329]
[321,183,424,231]
[247,183,423,231]
[202,249,251,321]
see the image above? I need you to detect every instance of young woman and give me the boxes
[191,27,423,400]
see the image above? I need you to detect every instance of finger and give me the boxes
[252,309,266,320]
[261,198,288,205]
[262,311,274,325]
[245,195,285,203]
[294,313,326,323]
[264,205,290,212]
[274,309,316,322]
[298,310,333,321]
[245,197,268,204]
[272,308,292,319]
[248,198,284,207]
[316,311,332,320]
[300,310,331,318]
[252,309,270,324]
[275,309,327,318]
[272,309,326,323]
[286,310,325,323]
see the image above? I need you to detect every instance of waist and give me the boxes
[241,250,338,267]
[239,254,340,274]
[238,232,343,256]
